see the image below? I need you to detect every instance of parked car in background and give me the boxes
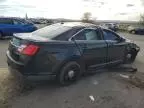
[128,25,144,35]
[7,22,140,85]
[100,23,119,32]
[0,18,37,39]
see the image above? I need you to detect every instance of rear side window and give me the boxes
[32,24,71,39]
[0,19,13,24]
[54,28,82,40]
[74,29,102,40]
[74,30,86,40]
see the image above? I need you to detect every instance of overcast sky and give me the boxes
[0,0,144,21]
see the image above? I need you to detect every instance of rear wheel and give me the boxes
[57,61,81,86]
[124,49,137,63]
[0,32,3,39]
[131,30,135,34]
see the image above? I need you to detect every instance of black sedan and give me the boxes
[128,25,144,35]
[6,22,140,85]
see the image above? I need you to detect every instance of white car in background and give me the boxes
[100,23,119,32]
[127,25,144,34]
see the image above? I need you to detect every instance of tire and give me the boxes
[124,49,137,63]
[131,30,135,34]
[0,32,3,39]
[57,61,81,86]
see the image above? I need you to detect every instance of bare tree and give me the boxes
[81,12,92,23]
[139,14,144,25]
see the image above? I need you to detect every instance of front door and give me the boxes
[102,29,126,63]
[73,28,107,68]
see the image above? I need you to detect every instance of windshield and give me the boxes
[32,24,71,38]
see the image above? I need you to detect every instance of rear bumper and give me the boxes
[6,50,56,77]
[6,50,26,75]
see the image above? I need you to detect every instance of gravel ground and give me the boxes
[0,32,144,108]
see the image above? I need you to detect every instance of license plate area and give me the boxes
[11,50,19,61]
[12,37,21,46]
[9,38,21,61]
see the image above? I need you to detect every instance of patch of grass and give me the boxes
[0,69,24,108]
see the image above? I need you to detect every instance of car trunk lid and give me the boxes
[13,33,49,42]
[8,33,42,62]
[8,36,25,61]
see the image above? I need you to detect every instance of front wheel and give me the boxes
[131,30,136,34]
[124,49,137,63]
[57,61,81,86]
[0,32,3,39]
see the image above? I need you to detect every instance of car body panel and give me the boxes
[75,40,107,68]
[100,23,118,32]
[0,18,37,36]
[7,39,82,75]
[128,25,144,35]
[6,22,140,77]
[34,41,82,75]
[106,40,127,62]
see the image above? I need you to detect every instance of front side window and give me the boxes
[103,29,119,40]
[54,28,81,40]
[74,29,101,40]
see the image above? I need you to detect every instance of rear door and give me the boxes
[102,29,126,63]
[73,28,107,68]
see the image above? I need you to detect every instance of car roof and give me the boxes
[59,22,99,28]
[0,17,16,20]
[0,17,25,21]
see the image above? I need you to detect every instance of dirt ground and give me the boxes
[0,32,144,108]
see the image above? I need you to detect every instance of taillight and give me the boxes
[18,44,39,56]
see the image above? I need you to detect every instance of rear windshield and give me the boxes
[32,24,71,39]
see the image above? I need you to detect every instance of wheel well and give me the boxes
[131,48,137,53]
[55,57,86,76]
[127,48,137,55]
[124,47,137,63]
[129,48,137,62]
